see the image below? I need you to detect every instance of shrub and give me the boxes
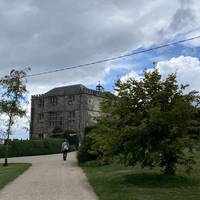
[0,138,63,158]
[52,127,63,134]
[77,135,98,164]
[77,126,99,164]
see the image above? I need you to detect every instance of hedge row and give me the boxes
[0,139,64,158]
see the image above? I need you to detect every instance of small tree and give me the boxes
[77,126,99,164]
[0,68,30,166]
[91,70,200,175]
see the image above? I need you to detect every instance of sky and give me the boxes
[1,0,200,139]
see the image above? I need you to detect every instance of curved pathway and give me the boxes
[0,152,98,200]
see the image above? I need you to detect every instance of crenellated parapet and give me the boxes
[31,94,45,99]
[81,88,101,96]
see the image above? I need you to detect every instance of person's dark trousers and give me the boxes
[63,150,68,160]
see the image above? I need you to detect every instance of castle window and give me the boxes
[49,96,57,105]
[68,111,75,129]
[59,116,63,126]
[68,95,75,105]
[38,113,44,123]
[39,113,44,120]
[49,112,57,121]
[48,112,64,128]
[38,99,44,108]
[69,95,75,101]
[49,112,57,127]
[49,121,56,127]
[39,133,44,139]
[69,111,75,120]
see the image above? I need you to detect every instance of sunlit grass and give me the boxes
[83,153,200,200]
[0,163,31,189]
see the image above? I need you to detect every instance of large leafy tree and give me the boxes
[91,70,200,175]
[0,68,30,166]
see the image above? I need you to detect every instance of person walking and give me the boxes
[61,139,69,161]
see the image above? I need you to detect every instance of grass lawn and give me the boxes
[83,154,200,200]
[0,163,31,189]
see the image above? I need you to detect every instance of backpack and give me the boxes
[63,143,69,151]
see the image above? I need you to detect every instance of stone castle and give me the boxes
[30,84,104,139]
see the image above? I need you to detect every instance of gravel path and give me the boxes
[0,152,98,200]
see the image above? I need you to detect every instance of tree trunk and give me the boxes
[3,114,12,167]
[3,138,9,166]
[164,162,176,176]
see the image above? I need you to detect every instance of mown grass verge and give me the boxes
[83,153,200,200]
[0,163,31,189]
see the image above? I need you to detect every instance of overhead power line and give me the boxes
[26,35,200,78]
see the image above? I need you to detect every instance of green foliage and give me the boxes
[77,126,99,164]
[0,139,63,158]
[52,126,63,134]
[0,68,30,166]
[91,70,200,175]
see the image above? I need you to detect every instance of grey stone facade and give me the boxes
[30,84,104,139]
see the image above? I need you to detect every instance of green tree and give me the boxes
[0,68,30,166]
[91,70,200,175]
[77,126,99,164]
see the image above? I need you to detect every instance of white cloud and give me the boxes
[156,56,200,92]
[120,71,142,82]
[120,56,200,93]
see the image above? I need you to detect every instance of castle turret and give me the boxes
[96,81,104,92]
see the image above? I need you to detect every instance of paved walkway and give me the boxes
[0,152,98,200]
